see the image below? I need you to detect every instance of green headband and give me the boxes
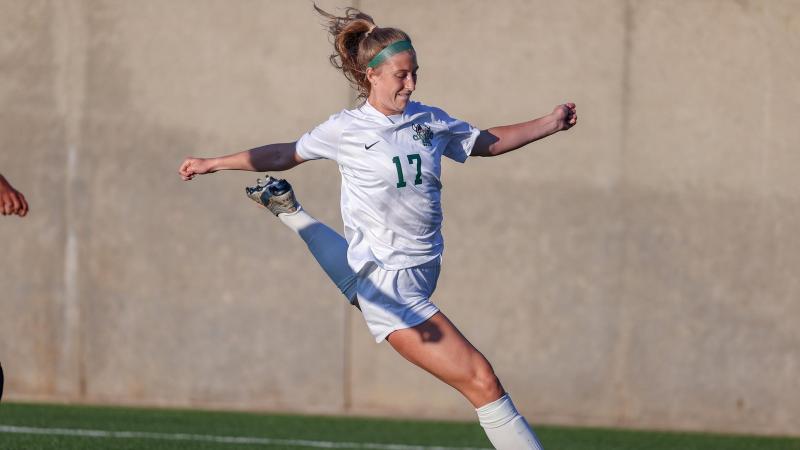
[367,40,414,69]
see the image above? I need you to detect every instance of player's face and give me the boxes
[367,51,418,116]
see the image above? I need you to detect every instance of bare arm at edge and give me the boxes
[0,173,29,217]
[471,103,577,157]
[178,142,305,181]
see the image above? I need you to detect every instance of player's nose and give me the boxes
[405,77,415,92]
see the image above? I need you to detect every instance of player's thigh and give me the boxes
[386,312,498,390]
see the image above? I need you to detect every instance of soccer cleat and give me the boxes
[245,175,299,216]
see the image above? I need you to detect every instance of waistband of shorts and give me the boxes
[416,255,442,269]
[356,254,441,273]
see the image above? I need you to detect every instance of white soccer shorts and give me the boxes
[356,257,441,342]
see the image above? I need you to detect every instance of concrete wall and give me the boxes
[1,0,798,437]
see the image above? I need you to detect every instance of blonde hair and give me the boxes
[314,4,413,100]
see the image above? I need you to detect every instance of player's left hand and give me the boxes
[552,102,578,131]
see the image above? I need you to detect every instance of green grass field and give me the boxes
[0,402,798,450]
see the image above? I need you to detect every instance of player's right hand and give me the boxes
[178,157,215,181]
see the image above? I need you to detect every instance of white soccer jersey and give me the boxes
[296,100,480,271]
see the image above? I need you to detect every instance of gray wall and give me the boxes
[1,0,798,437]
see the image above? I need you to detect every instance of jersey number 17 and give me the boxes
[392,154,422,188]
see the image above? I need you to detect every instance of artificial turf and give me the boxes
[0,402,798,450]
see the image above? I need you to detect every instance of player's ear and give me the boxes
[366,67,379,86]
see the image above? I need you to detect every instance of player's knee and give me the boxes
[469,364,503,400]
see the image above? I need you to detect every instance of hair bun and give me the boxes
[315,4,411,100]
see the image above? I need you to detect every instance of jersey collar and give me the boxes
[361,100,405,124]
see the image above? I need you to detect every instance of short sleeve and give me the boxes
[443,117,480,163]
[295,111,347,161]
[422,105,479,163]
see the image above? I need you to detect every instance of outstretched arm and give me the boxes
[471,103,577,157]
[178,142,304,181]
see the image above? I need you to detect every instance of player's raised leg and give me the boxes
[246,175,357,304]
[387,312,544,450]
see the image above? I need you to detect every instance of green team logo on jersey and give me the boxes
[412,123,433,147]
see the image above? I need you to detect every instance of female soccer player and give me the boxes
[179,7,576,449]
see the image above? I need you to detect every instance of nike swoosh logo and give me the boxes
[364,141,380,150]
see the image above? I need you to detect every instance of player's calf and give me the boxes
[245,175,358,305]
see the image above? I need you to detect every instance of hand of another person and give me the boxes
[178,157,215,181]
[552,103,578,131]
[0,175,29,217]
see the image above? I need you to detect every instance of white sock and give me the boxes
[277,206,357,303]
[476,394,544,450]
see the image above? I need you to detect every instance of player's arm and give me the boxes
[471,103,577,157]
[0,173,29,217]
[178,142,305,181]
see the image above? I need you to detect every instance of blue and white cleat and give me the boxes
[245,175,299,216]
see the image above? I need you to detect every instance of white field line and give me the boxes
[0,425,491,450]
